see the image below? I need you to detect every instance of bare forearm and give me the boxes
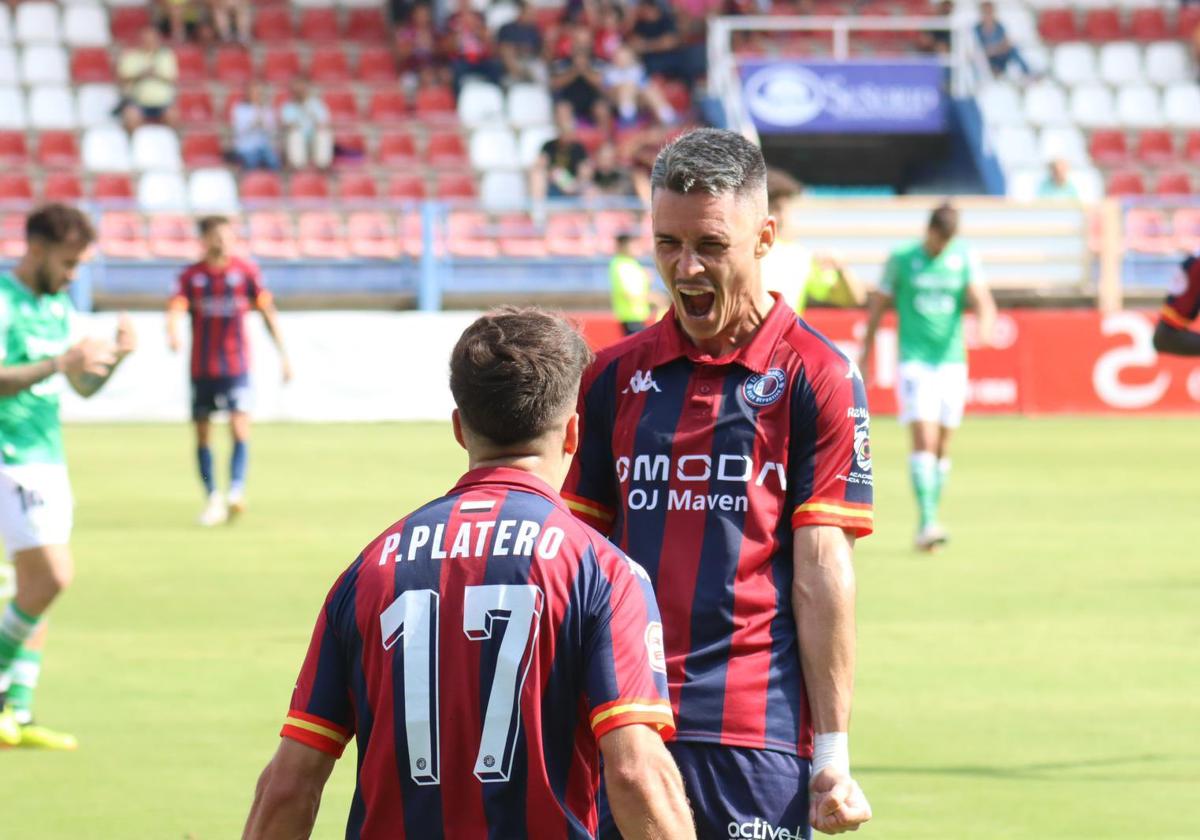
[605,755,695,840]
[69,354,127,398]
[0,357,59,397]
[793,532,857,734]
[260,309,288,358]
[1153,321,1200,356]
[242,777,322,840]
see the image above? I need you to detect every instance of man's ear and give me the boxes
[756,214,777,259]
[563,412,580,456]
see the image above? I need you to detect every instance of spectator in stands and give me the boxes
[444,0,503,92]
[280,80,334,171]
[590,142,638,198]
[393,4,452,93]
[497,1,547,84]
[603,45,678,128]
[117,26,180,132]
[232,84,281,172]
[628,0,705,86]
[918,0,954,55]
[530,102,594,205]
[974,1,1032,79]
[593,4,625,62]
[156,0,203,42]
[208,0,250,44]
[550,26,612,130]
[1037,158,1079,199]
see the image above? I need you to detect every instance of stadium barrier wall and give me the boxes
[60,309,1199,424]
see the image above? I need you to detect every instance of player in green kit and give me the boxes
[858,204,996,552]
[0,205,136,749]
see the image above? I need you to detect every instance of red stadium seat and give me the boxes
[1129,8,1168,41]
[248,212,299,260]
[1173,208,1200,251]
[182,132,224,167]
[299,9,341,42]
[111,7,151,43]
[358,47,397,83]
[262,47,301,83]
[386,174,427,201]
[435,174,477,201]
[1125,208,1174,254]
[426,132,468,167]
[0,175,33,204]
[297,212,350,258]
[1089,130,1128,165]
[337,172,378,201]
[1185,131,1200,164]
[497,213,549,258]
[346,8,388,41]
[214,46,254,84]
[290,172,331,201]
[92,174,135,202]
[335,132,368,160]
[98,212,149,259]
[378,132,419,167]
[241,171,284,202]
[178,89,215,124]
[0,133,27,167]
[414,86,455,119]
[310,47,351,83]
[43,173,82,202]
[1135,130,1175,165]
[175,45,207,87]
[346,212,401,259]
[0,216,22,259]
[323,89,360,125]
[446,211,499,257]
[148,215,198,260]
[71,48,112,83]
[368,89,409,123]
[545,212,596,257]
[1179,6,1200,38]
[37,131,78,168]
[253,6,294,42]
[1107,169,1145,196]
[1038,9,1078,42]
[1082,9,1122,41]
[1153,169,1193,196]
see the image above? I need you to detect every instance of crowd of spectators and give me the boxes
[155,0,251,44]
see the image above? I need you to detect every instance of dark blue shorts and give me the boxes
[191,375,253,421]
[600,741,811,840]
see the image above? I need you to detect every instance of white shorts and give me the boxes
[0,463,74,558]
[896,361,968,428]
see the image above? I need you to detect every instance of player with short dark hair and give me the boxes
[0,204,136,749]
[244,308,695,840]
[166,216,291,526]
[565,128,873,838]
[1152,253,1200,356]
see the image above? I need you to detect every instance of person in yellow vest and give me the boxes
[762,169,865,316]
[610,233,668,335]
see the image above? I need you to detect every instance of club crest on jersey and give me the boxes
[742,368,787,408]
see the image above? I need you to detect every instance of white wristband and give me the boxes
[812,732,850,781]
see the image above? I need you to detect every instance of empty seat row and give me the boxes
[176,85,458,126]
[175,44,399,85]
[1001,80,1200,130]
[0,3,110,47]
[1107,168,1198,197]
[459,82,553,131]
[238,171,479,202]
[0,84,121,131]
[1038,7,1199,42]
[1050,41,1191,86]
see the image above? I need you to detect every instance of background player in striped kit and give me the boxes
[564,129,872,838]
[1153,251,1200,356]
[244,308,694,840]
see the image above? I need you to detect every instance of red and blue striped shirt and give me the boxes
[282,467,674,840]
[169,256,269,380]
[563,295,873,759]
[1160,253,1200,330]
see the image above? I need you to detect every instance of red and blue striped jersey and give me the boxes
[168,256,269,379]
[281,467,674,840]
[1161,253,1200,330]
[562,294,873,759]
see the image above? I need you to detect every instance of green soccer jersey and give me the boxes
[0,272,73,465]
[880,239,981,364]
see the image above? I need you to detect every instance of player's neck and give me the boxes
[204,254,230,269]
[690,289,776,358]
[467,453,562,489]
[11,262,40,296]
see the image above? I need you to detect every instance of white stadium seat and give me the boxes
[1163,83,1200,128]
[506,83,553,129]
[457,82,505,129]
[14,2,60,44]
[188,168,240,213]
[0,7,10,45]
[63,4,111,47]
[28,85,76,129]
[0,87,25,130]
[1005,166,1044,201]
[1023,81,1070,128]
[479,170,527,212]
[77,83,120,127]
[1145,42,1189,86]
[993,125,1041,168]
[518,125,556,168]
[82,125,132,172]
[132,124,182,171]
[0,47,16,85]
[486,3,519,33]
[1051,43,1097,86]
[1039,126,1089,166]
[104,0,149,6]
[1069,83,1116,129]
[1116,84,1162,128]
[977,82,1024,127]
[469,125,519,171]
[997,7,1037,46]
[137,171,188,212]
[21,45,69,85]
[1071,167,1104,203]
[1098,42,1142,86]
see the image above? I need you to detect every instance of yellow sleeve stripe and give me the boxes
[590,700,673,730]
[566,497,615,523]
[284,715,351,745]
[1161,304,1192,329]
[794,501,873,520]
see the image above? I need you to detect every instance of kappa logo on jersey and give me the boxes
[727,818,805,840]
[845,359,864,381]
[742,368,787,407]
[644,621,666,674]
[623,369,661,395]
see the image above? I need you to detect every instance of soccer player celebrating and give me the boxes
[0,204,136,749]
[858,203,996,552]
[244,309,694,840]
[1153,252,1200,356]
[166,216,291,526]
[564,129,873,838]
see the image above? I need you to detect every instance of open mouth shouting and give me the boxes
[677,286,717,321]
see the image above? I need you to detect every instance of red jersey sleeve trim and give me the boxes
[279,710,352,758]
[792,498,874,537]
[1160,304,1193,329]
[563,491,615,527]
[590,697,676,740]
[167,296,189,312]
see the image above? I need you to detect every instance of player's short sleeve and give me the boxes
[563,362,619,533]
[788,355,874,537]
[280,575,357,758]
[879,250,901,296]
[245,261,271,307]
[1161,256,1200,329]
[581,545,675,740]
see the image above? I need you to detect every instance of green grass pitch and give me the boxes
[3,418,1198,838]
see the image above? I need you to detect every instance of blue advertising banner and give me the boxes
[739,59,947,134]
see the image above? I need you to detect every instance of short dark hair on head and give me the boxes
[650,128,767,201]
[198,215,231,236]
[928,202,959,239]
[450,307,594,447]
[766,168,804,213]
[26,204,95,247]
